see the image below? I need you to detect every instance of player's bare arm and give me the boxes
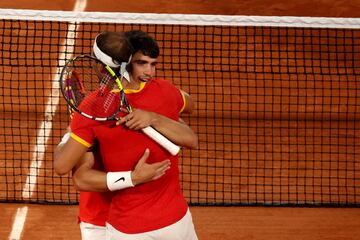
[54,136,88,176]
[72,149,171,192]
[117,90,198,148]
[119,109,198,149]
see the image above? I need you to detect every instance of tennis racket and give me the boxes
[59,54,180,155]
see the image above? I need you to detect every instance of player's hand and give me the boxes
[131,149,171,186]
[117,109,156,130]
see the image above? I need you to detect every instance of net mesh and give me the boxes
[0,11,360,206]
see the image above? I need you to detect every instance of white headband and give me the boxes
[93,34,131,82]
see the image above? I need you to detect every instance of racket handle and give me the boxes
[141,126,180,156]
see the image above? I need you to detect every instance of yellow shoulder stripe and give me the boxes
[179,91,186,113]
[70,133,92,148]
[111,82,146,94]
[124,82,146,94]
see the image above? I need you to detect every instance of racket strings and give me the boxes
[64,71,82,106]
[61,56,125,119]
[99,73,119,114]
[88,70,121,118]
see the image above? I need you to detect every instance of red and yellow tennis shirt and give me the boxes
[70,78,188,233]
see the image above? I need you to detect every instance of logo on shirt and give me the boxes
[114,177,125,183]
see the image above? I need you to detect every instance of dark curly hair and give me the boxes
[125,30,159,58]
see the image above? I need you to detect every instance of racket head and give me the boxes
[59,55,127,121]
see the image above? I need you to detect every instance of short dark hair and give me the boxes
[96,31,133,63]
[125,30,159,58]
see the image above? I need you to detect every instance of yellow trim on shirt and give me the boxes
[179,91,186,113]
[124,82,146,94]
[111,82,146,94]
[70,132,92,148]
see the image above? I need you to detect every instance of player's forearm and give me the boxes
[72,167,109,192]
[151,115,198,149]
[73,167,152,192]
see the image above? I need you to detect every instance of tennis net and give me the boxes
[0,9,359,206]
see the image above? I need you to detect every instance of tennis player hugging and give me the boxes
[54,30,199,240]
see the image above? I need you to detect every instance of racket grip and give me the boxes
[141,126,180,156]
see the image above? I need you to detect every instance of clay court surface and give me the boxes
[1,0,360,239]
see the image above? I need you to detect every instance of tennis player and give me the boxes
[55,31,198,239]
[57,136,169,240]
[105,30,198,240]
[55,32,174,240]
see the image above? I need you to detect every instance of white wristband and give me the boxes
[58,132,71,146]
[106,171,134,191]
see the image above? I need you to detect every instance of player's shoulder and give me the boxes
[71,111,101,129]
